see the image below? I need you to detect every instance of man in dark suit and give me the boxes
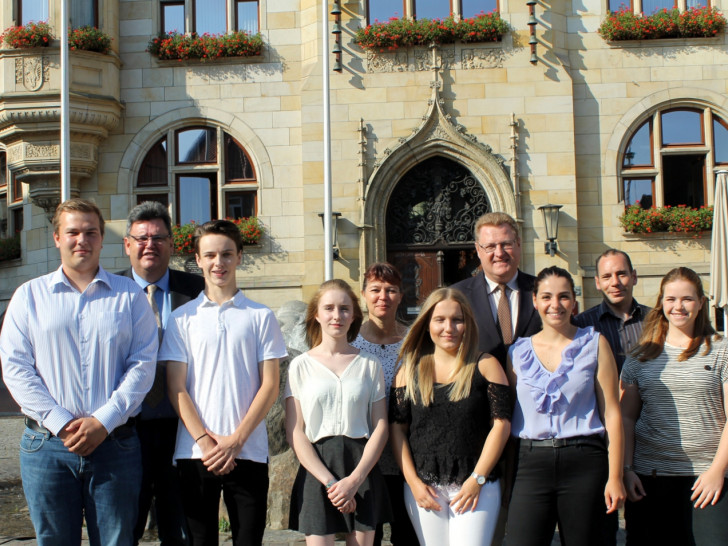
[119,201,204,546]
[452,211,541,368]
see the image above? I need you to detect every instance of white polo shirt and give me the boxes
[160,290,287,463]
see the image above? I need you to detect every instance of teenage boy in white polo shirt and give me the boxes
[163,219,287,546]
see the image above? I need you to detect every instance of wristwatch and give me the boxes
[470,472,486,486]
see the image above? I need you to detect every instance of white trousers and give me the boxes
[404,480,501,546]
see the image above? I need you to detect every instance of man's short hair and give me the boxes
[126,201,172,236]
[595,248,634,275]
[52,198,105,236]
[194,219,243,254]
[473,212,520,241]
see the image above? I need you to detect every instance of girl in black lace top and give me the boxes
[389,288,512,546]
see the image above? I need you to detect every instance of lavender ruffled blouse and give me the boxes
[510,327,606,440]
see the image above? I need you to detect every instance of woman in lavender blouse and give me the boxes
[505,266,626,545]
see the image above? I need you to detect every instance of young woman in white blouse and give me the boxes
[285,279,392,545]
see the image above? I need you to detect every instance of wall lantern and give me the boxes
[538,204,562,257]
[318,211,342,260]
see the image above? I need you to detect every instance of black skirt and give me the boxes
[289,435,392,535]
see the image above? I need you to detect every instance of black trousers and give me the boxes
[177,459,269,546]
[134,417,189,545]
[625,475,728,546]
[373,474,419,546]
[506,442,608,546]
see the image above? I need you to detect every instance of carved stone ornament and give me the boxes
[15,57,50,91]
[366,45,505,73]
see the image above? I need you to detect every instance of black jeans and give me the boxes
[373,474,418,546]
[625,474,728,546]
[177,459,269,546]
[134,417,189,545]
[506,442,608,546]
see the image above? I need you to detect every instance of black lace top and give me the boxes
[389,365,512,486]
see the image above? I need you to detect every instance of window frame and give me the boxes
[19,0,49,25]
[366,0,498,25]
[619,105,723,209]
[70,0,99,29]
[161,1,185,34]
[235,0,260,33]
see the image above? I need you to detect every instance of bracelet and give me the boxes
[325,479,337,490]
[195,433,209,443]
[623,465,635,474]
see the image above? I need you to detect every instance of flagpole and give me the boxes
[322,0,333,280]
[60,0,71,202]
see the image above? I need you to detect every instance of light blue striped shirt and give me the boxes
[0,266,158,435]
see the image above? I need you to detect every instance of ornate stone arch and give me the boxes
[115,106,274,218]
[361,80,515,267]
[604,87,728,205]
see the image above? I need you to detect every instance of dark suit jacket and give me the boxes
[118,267,205,418]
[451,270,542,367]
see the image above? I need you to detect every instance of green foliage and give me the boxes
[69,26,112,54]
[599,6,725,41]
[1,21,53,48]
[172,217,263,254]
[147,31,263,61]
[619,203,713,235]
[354,13,510,51]
[0,233,21,261]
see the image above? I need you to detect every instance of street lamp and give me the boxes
[538,204,562,257]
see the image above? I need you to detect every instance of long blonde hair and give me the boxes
[304,279,364,348]
[632,267,720,362]
[398,288,480,405]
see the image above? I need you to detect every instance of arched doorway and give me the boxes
[386,156,490,320]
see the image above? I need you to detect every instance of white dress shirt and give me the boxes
[0,266,158,435]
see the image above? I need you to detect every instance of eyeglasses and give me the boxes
[128,234,171,246]
[476,240,516,254]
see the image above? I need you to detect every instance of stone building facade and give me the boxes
[0,0,724,320]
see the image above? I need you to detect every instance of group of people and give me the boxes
[0,203,726,546]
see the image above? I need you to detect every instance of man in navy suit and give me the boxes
[452,212,541,368]
[119,201,204,546]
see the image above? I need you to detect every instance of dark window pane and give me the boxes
[462,0,497,17]
[641,0,674,13]
[70,0,96,28]
[662,110,703,145]
[624,178,653,208]
[368,0,403,23]
[162,2,185,33]
[226,191,256,218]
[415,0,451,19]
[177,128,217,164]
[714,118,728,164]
[21,0,48,23]
[196,0,226,34]
[138,138,168,187]
[178,175,215,224]
[225,135,255,181]
[663,154,705,208]
[236,1,259,33]
[624,121,652,167]
[12,207,23,232]
[12,175,22,202]
[0,152,6,188]
[0,195,7,238]
[137,194,169,207]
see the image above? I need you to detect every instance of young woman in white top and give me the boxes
[351,262,417,546]
[285,279,392,546]
[622,267,728,545]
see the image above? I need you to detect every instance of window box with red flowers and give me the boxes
[598,6,726,41]
[354,13,511,51]
[172,217,263,255]
[1,22,53,48]
[619,203,713,235]
[147,31,263,62]
[69,26,112,55]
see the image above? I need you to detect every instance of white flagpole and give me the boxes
[322,0,333,280]
[60,0,71,202]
